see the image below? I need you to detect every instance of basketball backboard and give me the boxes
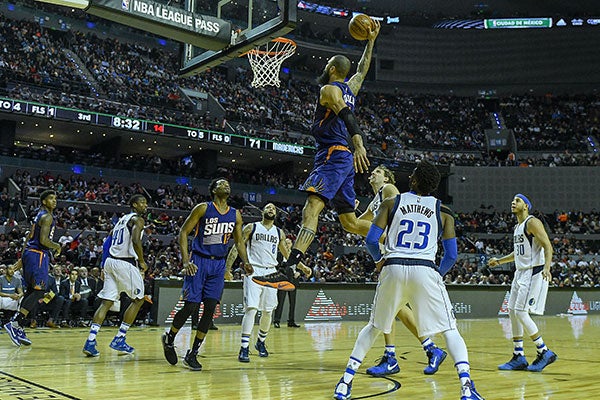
[180,0,297,76]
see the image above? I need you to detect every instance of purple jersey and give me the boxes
[191,202,237,258]
[310,81,356,152]
[26,209,55,252]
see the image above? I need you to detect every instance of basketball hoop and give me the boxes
[245,37,296,88]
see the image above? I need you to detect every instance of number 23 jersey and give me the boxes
[384,192,442,262]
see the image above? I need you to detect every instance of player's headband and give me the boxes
[515,193,532,210]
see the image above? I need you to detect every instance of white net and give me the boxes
[247,38,296,88]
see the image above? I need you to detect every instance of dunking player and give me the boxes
[360,165,448,377]
[488,194,557,372]
[334,160,484,400]
[4,190,61,347]
[254,20,381,289]
[226,203,311,363]
[83,194,149,356]
[162,178,252,371]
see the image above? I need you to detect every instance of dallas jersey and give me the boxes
[192,202,237,258]
[367,184,393,215]
[513,215,545,270]
[310,81,356,151]
[27,209,55,252]
[109,212,142,259]
[384,192,442,262]
[247,222,281,268]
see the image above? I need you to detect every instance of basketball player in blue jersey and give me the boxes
[488,194,557,372]
[360,165,448,377]
[4,190,61,347]
[83,194,149,357]
[254,20,381,290]
[334,160,484,400]
[225,203,310,363]
[162,178,252,371]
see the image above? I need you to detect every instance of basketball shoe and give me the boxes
[526,349,557,372]
[3,321,23,347]
[83,339,100,357]
[461,380,485,400]
[366,353,400,376]
[162,333,178,365]
[498,354,529,370]
[333,377,352,400]
[238,346,250,363]
[252,266,295,291]
[183,350,202,371]
[255,340,269,357]
[424,347,447,375]
[110,336,134,354]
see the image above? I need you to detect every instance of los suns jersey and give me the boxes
[247,222,281,268]
[384,192,442,262]
[109,212,141,259]
[310,81,356,151]
[192,202,237,258]
[26,209,55,252]
[513,215,545,270]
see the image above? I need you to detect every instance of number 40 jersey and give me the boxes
[384,192,442,262]
[109,212,142,260]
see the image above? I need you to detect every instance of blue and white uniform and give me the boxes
[243,222,281,312]
[184,202,237,303]
[98,212,145,301]
[300,81,357,213]
[509,216,548,315]
[371,192,456,337]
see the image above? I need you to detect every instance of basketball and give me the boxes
[349,14,373,41]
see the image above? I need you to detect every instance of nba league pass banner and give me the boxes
[155,282,600,325]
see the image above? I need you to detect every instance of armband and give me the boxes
[338,107,365,141]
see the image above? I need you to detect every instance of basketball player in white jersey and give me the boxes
[360,165,447,376]
[488,194,557,372]
[225,203,309,362]
[334,160,484,400]
[83,194,148,357]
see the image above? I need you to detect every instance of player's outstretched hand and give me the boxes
[368,19,381,41]
[488,257,499,267]
[353,145,370,174]
[298,262,312,278]
[183,260,198,276]
[224,271,233,281]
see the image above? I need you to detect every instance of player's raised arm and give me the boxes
[347,19,380,95]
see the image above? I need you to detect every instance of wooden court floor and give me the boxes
[1,315,598,399]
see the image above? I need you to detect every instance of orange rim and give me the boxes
[240,37,296,57]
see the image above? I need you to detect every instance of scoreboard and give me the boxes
[0,97,313,157]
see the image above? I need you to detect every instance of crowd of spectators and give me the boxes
[2,13,599,166]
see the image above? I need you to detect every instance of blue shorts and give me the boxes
[182,254,226,303]
[300,147,356,213]
[22,248,50,291]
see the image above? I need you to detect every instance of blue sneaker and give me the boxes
[333,377,352,400]
[424,347,447,375]
[461,380,485,400]
[183,350,202,371]
[109,336,134,354]
[83,339,100,357]
[526,349,557,372]
[4,322,22,347]
[238,346,250,362]
[255,340,269,357]
[498,354,529,370]
[366,353,400,376]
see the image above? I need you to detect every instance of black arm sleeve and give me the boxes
[338,107,365,141]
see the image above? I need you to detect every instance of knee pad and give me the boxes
[514,309,538,337]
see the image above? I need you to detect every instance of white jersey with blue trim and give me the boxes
[367,184,393,215]
[513,215,545,270]
[247,222,280,268]
[384,192,442,262]
[109,212,141,259]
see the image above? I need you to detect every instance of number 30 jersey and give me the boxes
[384,192,442,262]
[513,215,545,270]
